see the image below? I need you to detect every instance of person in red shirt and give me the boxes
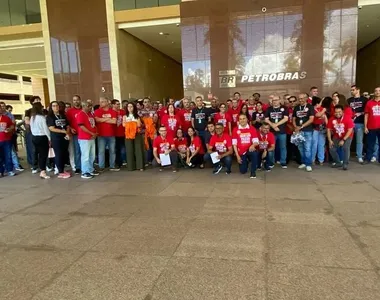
[327,104,354,170]
[174,128,188,167]
[311,97,328,165]
[186,127,204,168]
[94,97,118,172]
[227,99,241,129]
[66,94,83,174]
[214,103,232,135]
[77,101,98,179]
[257,123,276,171]
[161,104,181,140]
[364,86,380,163]
[308,86,318,104]
[207,123,233,174]
[233,91,245,107]
[232,114,259,178]
[153,125,178,172]
[112,99,126,168]
[178,98,192,135]
[0,102,15,177]
[247,96,256,116]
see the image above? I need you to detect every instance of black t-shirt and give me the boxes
[348,96,367,124]
[191,107,209,131]
[293,104,315,131]
[46,114,68,140]
[208,107,219,121]
[252,111,265,129]
[265,105,289,134]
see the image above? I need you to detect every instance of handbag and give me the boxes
[48,147,55,158]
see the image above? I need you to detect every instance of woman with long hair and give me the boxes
[240,104,251,121]
[161,103,181,139]
[46,101,71,179]
[214,103,232,135]
[123,102,144,171]
[30,102,51,179]
[186,127,204,168]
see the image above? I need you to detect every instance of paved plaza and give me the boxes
[0,162,380,300]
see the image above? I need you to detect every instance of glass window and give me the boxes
[0,0,11,26]
[114,0,135,10]
[159,0,180,6]
[0,0,40,27]
[10,0,26,25]
[136,0,158,9]
[26,0,41,23]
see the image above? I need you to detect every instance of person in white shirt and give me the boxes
[30,102,51,179]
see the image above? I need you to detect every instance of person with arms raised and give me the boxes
[232,114,259,179]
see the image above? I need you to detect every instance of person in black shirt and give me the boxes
[208,98,219,121]
[347,85,368,163]
[191,96,210,151]
[46,101,71,179]
[252,102,265,129]
[292,93,315,171]
[264,95,289,168]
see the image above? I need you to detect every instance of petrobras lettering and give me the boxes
[240,71,307,83]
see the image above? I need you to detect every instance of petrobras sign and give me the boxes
[219,70,307,88]
[241,71,307,83]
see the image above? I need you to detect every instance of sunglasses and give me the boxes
[289,100,296,103]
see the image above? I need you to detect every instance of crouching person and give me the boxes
[153,125,178,172]
[232,114,259,179]
[257,123,276,171]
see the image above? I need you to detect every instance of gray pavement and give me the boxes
[0,162,380,300]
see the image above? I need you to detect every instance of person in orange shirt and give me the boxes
[123,102,144,171]
[139,97,158,165]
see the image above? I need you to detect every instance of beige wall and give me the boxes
[116,29,183,101]
[357,38,380,93]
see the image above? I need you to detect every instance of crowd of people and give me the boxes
[0,84,379,179]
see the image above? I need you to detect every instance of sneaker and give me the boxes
[225,170,231,175]
[358,158,364,164]
[266,168,271,172]
[32,169,38,174]
[332,163,343,168]
[306,166,312,172]
[8,171,16,177]
[213,164,223,175]
[342,164,348,171]
[58,173,71,179]
[122,162,127,166]
[276,161,281,165]
[319,162,324,166]
[269,165,274,169]
[250,173,257,179]
[74,169,81,175]
[371,157,377,163]
[109,168,120,172]
[90,170,100,176]
[98,168,105,173]
[54,168,59,175]
[81,173,94,179]
[281,164,288,169]
[298,164,306,169]
[15,167,24,172]
[46,167,53,172]
[257,167,262,171]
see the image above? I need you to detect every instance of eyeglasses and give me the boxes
[289,100,296,103]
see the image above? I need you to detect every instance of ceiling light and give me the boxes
[159,32,164,35]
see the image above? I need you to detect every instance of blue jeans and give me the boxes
[258,150,274,170]
[25,131,35,166]
[78,139,95,174]
[312,130,326,163]
[354,123,364,159]
[11,147,21,169]
[0,140,13,174]
[298,131,313,166]
[366,129,380,161]
[197,130,206,152]
[213,155,232,172]
[72,135,81,170]
[98,136,116,168]
[275,133,287,165]
[239,151,258,175]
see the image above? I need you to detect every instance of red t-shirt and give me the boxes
[178,108,192,133]
[228,106,241,129]
[175,137,187,153]
[209,133,232,154]
[313,106,326,127]
[115,109,125,137]
[262,103,270,112]
[232,125,259,156]
[285,107,294,135]
[327,115,354,139]
[330,105,353,120]
[214,112,232,134]
[94,108,117,137]
[189,136,204,155]
[76,111,97,140]
[66,107,82,132]
[365,100,380,130]
[257,132,275,151]
[0,114,13,142]
[161,114,181,139]
[153,135,175,154]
